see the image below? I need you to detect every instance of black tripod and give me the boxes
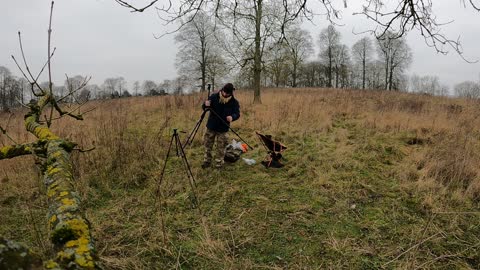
[183,108,209,149]
[155,129,198,209]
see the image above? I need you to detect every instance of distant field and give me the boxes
[1,88,480,269]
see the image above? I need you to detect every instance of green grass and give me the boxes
[84,114,479,269]
[2,104,480,269]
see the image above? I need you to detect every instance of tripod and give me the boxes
[155,129,199,209]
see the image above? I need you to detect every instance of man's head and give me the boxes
[221,83,235,97]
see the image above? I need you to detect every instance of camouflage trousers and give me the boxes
[203,128,229,166]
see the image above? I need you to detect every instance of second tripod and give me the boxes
[155,129,199,208]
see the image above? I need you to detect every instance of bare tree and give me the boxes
[65,75,89,102]
[133,80,140,96]
[115,0,480,101]
[264,42,289,87]
[205,53,228,90]
[87,84,101,99]
[454,81,480,99]
[318,25,341,88]
[352,37,374,89]
[410,74,449,96]
[377,33,412,90]
[175,12,219,92]
[332,44,351,88]
[284,25,314,87]
[215,1,290,103]
[142,80,157,95]
[103,76,126,98]
[0,66,23,111]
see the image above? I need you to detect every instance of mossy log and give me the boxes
[1,95,99,269]
[28,97,97,269]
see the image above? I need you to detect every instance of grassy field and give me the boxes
[1,88,480,269]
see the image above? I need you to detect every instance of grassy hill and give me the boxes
[1,88,480,269]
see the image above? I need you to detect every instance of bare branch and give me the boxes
[114,0,159,12]
[0,114,18,145]
[72,146,96,153]
[355,0,478,63]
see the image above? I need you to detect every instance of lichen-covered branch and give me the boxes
[1,2,99,267]
[21,94,97,269]
[0,143,34,159]
[0,237,43,269]
[42,140,96,269]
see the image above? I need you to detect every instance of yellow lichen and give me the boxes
[47,187,58,198]
[0,146,8,156]
[65,237,90,252]
[34,126,59,140]
[66,219,90,240]
[47,166,62,176]
[75,256,95,268]
[59,191,69,197]
[65,240,76,248]
[61,198,76,206]
[49,215,57,225]
[44,260,60,269]
[56,250,73,260]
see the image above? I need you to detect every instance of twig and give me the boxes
[72,146,95,153]
[433,211,480,214]
[414,241,480,269]
[0,114,18,144]
[383,232,442,268]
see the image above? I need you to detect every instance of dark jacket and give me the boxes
[202,92,240,132]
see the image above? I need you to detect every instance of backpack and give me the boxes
[224,145,243,163]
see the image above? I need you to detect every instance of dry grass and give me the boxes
[1,88,480,268]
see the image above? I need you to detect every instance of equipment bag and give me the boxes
[224,144,243,163]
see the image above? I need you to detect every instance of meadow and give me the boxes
[1,88,480,269]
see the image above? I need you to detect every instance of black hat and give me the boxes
[222,83,235,94]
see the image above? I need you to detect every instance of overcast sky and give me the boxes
[1,0,479,91]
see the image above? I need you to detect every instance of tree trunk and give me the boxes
[201,38,207,92]
[362,54,366,90]
[253,0,263,104]
[328,47,332,88]
[292,61,298,87]
[384,56,389,90]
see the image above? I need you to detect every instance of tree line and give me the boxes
[0,67,199,111]
[174,14,480,99]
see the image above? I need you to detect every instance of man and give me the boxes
[202,83,240,168]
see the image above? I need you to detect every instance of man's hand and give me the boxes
[205,100,211,107]
[226,116,233,122]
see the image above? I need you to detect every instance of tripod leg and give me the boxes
[153,133,175,245]
[183,110,207,149]
[154,132,175,208]
[175,132,199,207]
